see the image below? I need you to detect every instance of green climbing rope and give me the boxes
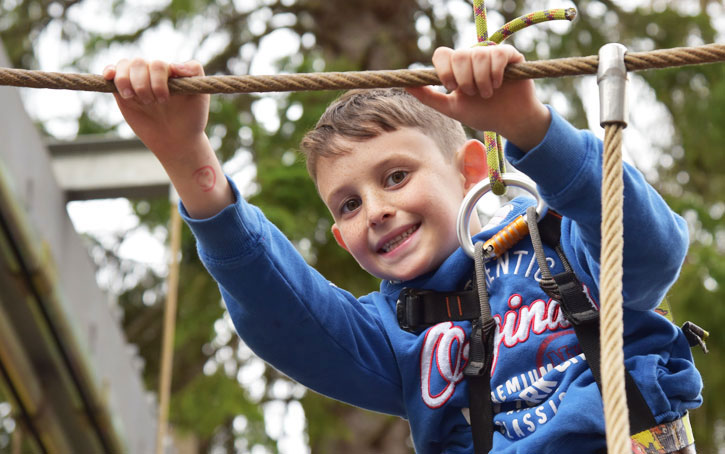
[470,3,576,195]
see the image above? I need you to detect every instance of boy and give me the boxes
[104,45,702,453]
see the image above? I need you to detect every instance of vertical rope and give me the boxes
[11,424,21,454]
[599,123,631,453]
[473,0,489,42]
[155,202,183,454]
[470,6,576,195]
[484,130,506,195]
[472,0,507,194]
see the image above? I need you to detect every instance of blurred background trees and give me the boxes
[0,0,723,452]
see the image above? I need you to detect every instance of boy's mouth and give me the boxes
[378,224,420,254]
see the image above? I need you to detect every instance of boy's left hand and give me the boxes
[407,45,551,151]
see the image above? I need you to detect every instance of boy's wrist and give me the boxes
[499,101,551,152]
[156,134,235,219]
[150,132,211,166]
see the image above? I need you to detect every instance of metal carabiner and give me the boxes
[456,173,548,259]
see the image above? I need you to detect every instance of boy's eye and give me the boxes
[385,170,408,187]
[341,197,361,214]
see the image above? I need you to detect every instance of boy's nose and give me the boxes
[367,199,395,227]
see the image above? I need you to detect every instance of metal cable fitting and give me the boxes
[598,43,629,127]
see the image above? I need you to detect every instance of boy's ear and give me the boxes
[331,224,349,252]
[457,139,489,191]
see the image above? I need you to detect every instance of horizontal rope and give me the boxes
[0,43,722,94]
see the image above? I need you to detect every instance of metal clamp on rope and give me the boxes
[597,43,628,127]
[457,174,547,259]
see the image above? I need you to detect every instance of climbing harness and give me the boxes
[397,205,707,453]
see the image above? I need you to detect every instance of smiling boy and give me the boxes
[317,124,481,282]
[105,44,702,453]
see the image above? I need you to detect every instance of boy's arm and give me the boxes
[183,180,406,415]
[505,112,689,311]
[103,59,234,219]
[105,60,405,412]
[412,46,688,310]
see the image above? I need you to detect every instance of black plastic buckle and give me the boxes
[396,288,426,333]
[464,319,496,377]
[682,321,709,354]
[553,271,599,326]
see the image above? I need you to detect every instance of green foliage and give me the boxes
[171,370,269,443]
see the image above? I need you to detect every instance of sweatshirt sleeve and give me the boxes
[505,107,689,311]
[180,178,405,416]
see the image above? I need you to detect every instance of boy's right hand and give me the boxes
[407,45,551,152]
[104,59,234,219]
[103,59,210,160]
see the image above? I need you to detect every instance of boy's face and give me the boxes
[316,127,481,282]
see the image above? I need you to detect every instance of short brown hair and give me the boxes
[300,88,467,181]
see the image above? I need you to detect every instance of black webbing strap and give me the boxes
[396,278,496,453]
[464,318,496,454]
[396,287,480,332]
[464,241,497,454]
[534,210,658,434]
[396,245,497,453]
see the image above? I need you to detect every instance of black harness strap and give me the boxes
[531,209,657,434]
[464,318,496,454]
[396,243,496,454]
[463,242,497,454]
[396,287,480,332]
[395,209,681,451]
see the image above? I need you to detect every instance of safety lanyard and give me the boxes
[526,206,658,435]
[462,242,496,454]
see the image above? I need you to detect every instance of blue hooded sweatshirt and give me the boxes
[182,109,702,454]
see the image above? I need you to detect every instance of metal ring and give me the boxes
[456,173,548,258]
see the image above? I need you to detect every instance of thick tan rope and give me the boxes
[156,203,183,454]
[600,123,630,453]
[0,43,723,93]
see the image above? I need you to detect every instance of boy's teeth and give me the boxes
[381,225,418,253]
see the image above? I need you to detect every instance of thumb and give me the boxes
[406,86,456,118]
